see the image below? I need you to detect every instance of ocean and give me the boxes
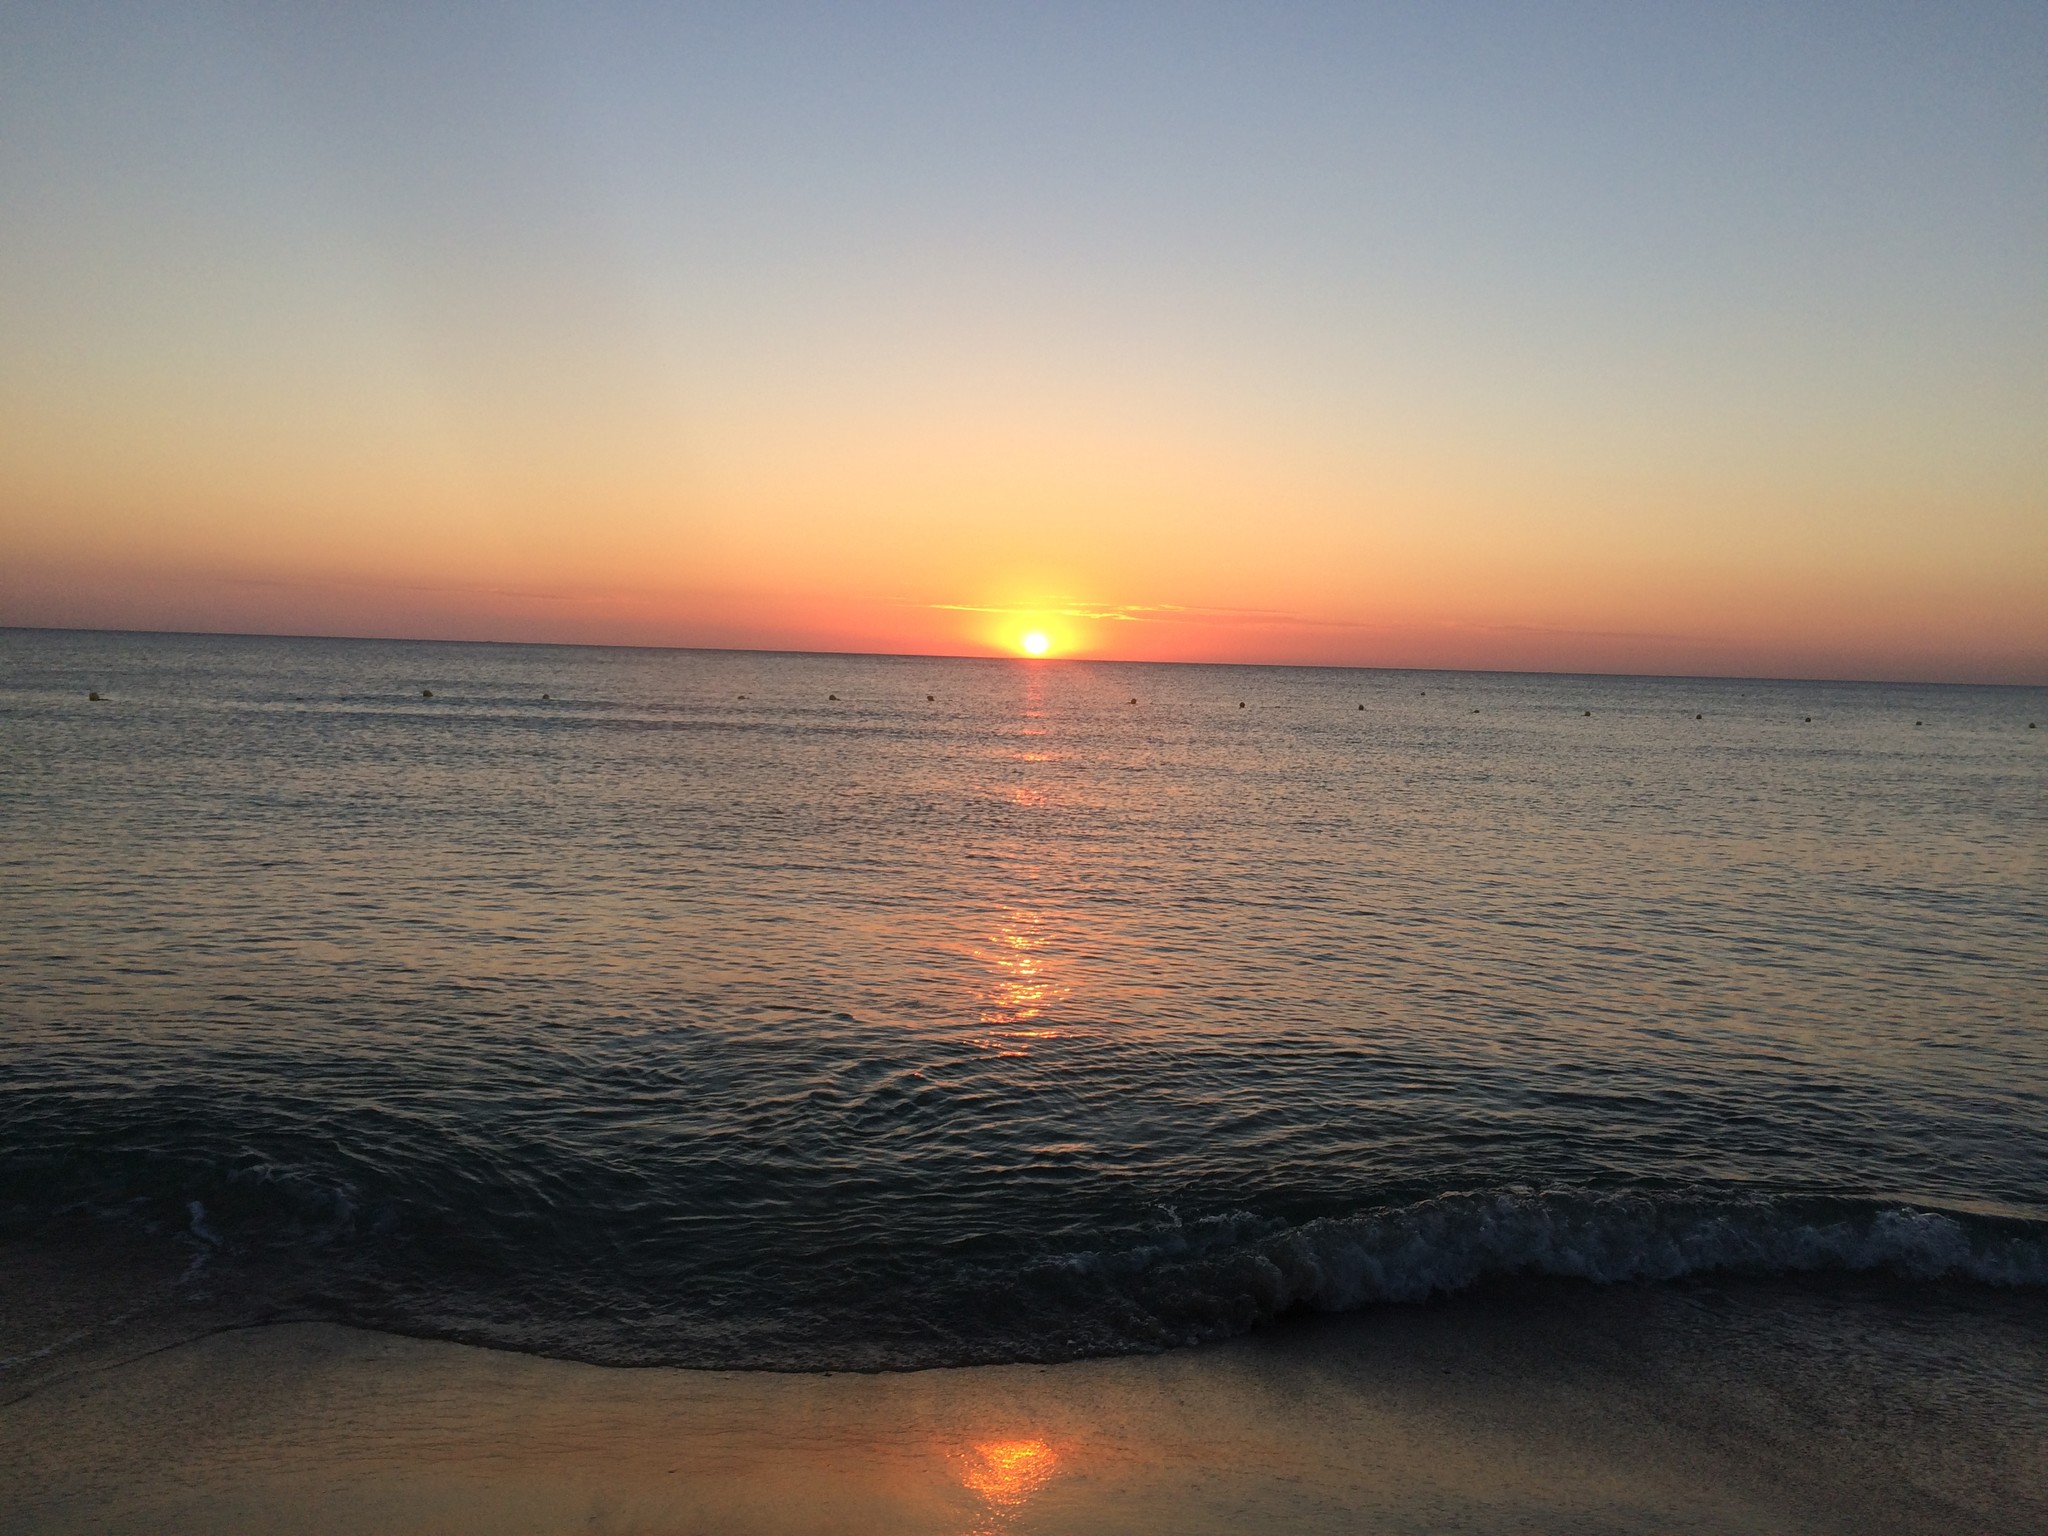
[2,628,2043,1372]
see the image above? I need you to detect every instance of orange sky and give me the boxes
[3,5,2044,681]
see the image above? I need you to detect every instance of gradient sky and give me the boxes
[3,2,2044,679]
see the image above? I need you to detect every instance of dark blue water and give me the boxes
[2,629,2044,1368]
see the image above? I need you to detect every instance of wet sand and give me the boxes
[3,1277,2043,1535]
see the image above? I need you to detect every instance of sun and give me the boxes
[1020,630,1051,656]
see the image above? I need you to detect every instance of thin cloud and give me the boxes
[920,596,1711,647]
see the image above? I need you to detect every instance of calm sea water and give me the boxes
[2,628,2044,1368]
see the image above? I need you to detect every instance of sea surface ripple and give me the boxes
[2,630,2044,1367]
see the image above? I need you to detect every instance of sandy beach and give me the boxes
[5,1275,2041,1535]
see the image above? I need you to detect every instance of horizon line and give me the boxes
[5,622,2043,692]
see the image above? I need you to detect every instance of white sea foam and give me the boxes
[1060,1192,2048,1327]
[185,1200,220,1248]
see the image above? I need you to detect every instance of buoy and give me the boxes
[927,694,934,702]
[1804,716,1811,722]
[542,693,550,700]
[829,694,838,701]
[421,688,433,698]
[1130,698,1137,704]
[1357,703,1363,710]
[1583,710,1591,716]
[1471,708,1479,713]
[87,691,101,701]
[1239,701,1245,708]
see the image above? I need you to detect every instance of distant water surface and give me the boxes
[2,629,2043,1367]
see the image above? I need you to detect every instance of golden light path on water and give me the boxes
[970,909,1067,1056]
[968,661,1073,1055]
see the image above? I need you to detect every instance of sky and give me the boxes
[2,2,2044,680]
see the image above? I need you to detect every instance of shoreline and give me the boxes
[4,1275,2042,1534]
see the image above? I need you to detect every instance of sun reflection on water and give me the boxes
[969,665,1072,1055]
[970,909,1070,1053]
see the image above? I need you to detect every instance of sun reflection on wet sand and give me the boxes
[954,1438,1059,1534]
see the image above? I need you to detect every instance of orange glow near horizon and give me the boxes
[4,340,2042,680]
[6,546,2042,683]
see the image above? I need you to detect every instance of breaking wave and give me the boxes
[1039,1191,2048,1352]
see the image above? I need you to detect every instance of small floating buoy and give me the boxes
[1804,716,1811,722]
[1915,720,1922,726]
[421,688,433,698]
[927,694,934,702]
[828,694,838,701]
[1357,703,1364,710]
[1583,710,1591,716]
[1470,708,1479,713]
[1130,697,1137,704]
[542,693,550,700]
[2031,722,2038,729]
[87,691,101,701]
[1239,701,1245,708]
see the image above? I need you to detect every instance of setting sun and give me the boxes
[1020,631,1051,657]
